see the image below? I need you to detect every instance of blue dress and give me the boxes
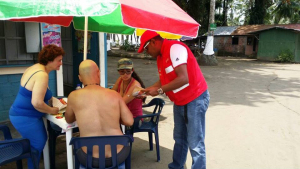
[9,70,52,169]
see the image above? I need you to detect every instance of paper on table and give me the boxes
[131,87,147,97]
[52,97,67,110]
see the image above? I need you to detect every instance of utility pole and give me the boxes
[199,0,218,66]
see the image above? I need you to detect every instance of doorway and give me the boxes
[253,37,257,52]
[61,26,100,96]
[61,26,74,96]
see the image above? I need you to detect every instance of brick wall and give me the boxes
[0,71,57,122]
[214,36,247,56]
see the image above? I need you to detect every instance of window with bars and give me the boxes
[247,37,252,45]
[232,37,239,45]
[0,21,35,66]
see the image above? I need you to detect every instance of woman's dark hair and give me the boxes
[132,70,146,103]
[38,44,65,65]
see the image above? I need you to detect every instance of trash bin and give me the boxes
[213,48,218,56]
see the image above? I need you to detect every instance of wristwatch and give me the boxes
[157,88,164,95]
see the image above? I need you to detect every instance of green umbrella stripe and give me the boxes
[0,0,120,19]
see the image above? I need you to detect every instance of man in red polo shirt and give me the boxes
[138,30,210,169]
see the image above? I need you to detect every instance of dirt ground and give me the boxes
[1,55,300,169]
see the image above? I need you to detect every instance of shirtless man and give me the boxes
[65,59,133,167]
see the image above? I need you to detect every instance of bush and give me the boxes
[119,39,135,51]
[276,49,294,63]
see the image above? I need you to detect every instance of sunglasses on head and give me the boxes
[118,69,132,75]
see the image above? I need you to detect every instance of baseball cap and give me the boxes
[117,58,133,70]
[137,30,159,53]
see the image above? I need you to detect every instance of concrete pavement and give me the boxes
[1,53,300,169]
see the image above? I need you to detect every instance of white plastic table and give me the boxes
[43,108,77,169]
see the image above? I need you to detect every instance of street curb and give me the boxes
[107,49,155,60]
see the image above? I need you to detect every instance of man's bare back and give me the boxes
[65,60,133,158]
[66,85,132,137]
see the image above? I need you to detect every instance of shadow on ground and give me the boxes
[202,57,300,112]
[0,131,186,169]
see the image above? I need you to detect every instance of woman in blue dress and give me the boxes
[9,44,64,169]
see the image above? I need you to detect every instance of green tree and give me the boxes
[215,0,234,26]
[246,0,273,24]
[222,0,228,25]
[214,0,223,26]
[222,0,234,26]
[173,0,211,35]
[172,0,188,11]
[272,0,300,24]
[227,1,248,25]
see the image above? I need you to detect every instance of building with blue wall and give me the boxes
[0,68,57,121]
[0,20,108,122]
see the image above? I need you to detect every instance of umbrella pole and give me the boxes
[83,16,88,60]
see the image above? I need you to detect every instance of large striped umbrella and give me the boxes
[0,0,200,59]
[0,0,200,37]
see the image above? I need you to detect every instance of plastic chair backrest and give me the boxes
[0,125,12,140]
[130,98,165,133]
[130,98,165,162]
[0,138,31,164]
[69,135,132,169]
[0,125,38,169]
[141,98,165,125]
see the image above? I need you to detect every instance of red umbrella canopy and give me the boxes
[121,0,200,37]
[2,0,200,37]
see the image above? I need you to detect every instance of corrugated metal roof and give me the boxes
[231,24,300,35]
[247,25,300,34]
[213,26,238,35]
[203,24,300,36]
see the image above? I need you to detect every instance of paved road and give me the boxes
[1,56,300,169]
